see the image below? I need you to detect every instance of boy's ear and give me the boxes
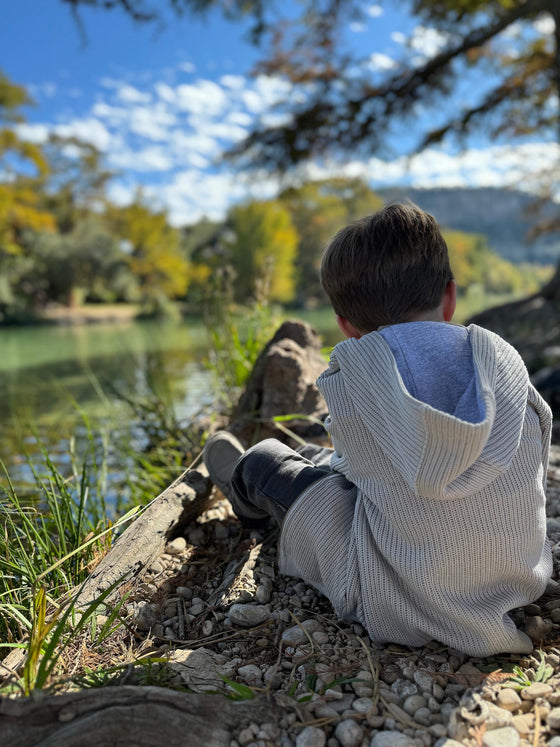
[443,280,457,322]
[336,314,363,339]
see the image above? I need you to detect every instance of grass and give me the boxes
[0,415,144,694]
[0,295,274,694]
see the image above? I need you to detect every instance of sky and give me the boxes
[1,0,558,226]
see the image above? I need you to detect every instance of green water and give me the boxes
[0,318,212,499]
[0,311,342,505]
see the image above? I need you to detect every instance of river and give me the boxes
[0,311,341,510]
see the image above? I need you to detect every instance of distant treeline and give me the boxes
[0,73,551,323]
[1,169,552,323]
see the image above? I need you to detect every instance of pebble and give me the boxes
[334,720,364,747]
[187,526,205,545]
[481,726,520,747]
[165,537,187,555]
[520,682,553,699]
[352,697,374,715]
[238,664,262,686]
[496,688,522,711]
[130,601,158,632]
[122,459,560,747]
[547,707,560,730]
[296,726,326,747]
[176,586,193,601]
[228,604,270,627]
[370,731,417,746]
[511,713,534,734]
[281,620,324,645]
[403,694,427,715]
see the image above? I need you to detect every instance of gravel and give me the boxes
[124,445,560,746]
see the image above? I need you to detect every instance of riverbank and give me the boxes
[39,303,141,325]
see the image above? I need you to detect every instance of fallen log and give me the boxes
[1,466,215,678]
[0,685,290,747]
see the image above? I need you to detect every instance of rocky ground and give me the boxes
[121,446,560,747]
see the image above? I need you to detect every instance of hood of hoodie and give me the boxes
[317,323,529,500]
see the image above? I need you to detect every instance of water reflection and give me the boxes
[0,318,211,507]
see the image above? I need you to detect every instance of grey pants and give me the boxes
[230,438,335,527]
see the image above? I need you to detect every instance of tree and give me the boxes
[39,135,114,234]
[279,178,383,305]
[226,200,298,304]
[0,71,54,255]
[62,1,559,173]
[107,200,190,307]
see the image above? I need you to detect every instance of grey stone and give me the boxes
[167,648,233,694]
[281,619,324,645]
[296,726,326,747]
[334,720,364,747]
[238,664,262,686]
[413,669,435,693]
[176,586,192,600]
[547,707,560,730]
[256,583,271,604]
[370,731,417,746]
[549,738,560,747]
[228,603,270,627]
[403,694,427,715]
[521,682,553,699]
[433,741,466,747]
[130,601,158,632]
[352,697,374,714]
[481,726,520,747]
[187,526,205,545]
[214,523,229,539]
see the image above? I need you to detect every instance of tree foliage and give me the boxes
[0,73,54,256]
[226,200,298,304]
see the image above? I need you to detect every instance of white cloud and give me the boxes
[179,61,196,74]
[111,146,173,172]
[54,118,112,151]
[533,14,555,36]
[368,53,398,72]
[116,84,151,104]
[106,182,136,206]
[155,82,176,104]
[409,26,452,59]
[366,5,383,18]
[220,75,246,90]
[15,123,49,143]
[350,21,367,33]
[174,80,228,116]
[128,104,177,141]
[391,31,407,45]
[169,130,220,157]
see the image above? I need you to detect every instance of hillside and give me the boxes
[379,187,560,265]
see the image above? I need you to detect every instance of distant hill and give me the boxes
[378,187,560,265]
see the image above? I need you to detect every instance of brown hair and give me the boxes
[320,202,453,332]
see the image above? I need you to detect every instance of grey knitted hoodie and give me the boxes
[278,323,552,656]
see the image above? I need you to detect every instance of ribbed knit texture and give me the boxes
[278,324,553,656]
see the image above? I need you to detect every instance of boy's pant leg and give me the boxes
[230,438,333,527]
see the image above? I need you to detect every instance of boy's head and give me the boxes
[320,202,455,335]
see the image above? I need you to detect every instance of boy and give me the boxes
[204,203,552,657]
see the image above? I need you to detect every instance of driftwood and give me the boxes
[73,467,213,609]
[0,685,289,747]
[1,467,215,677]
[0,319,328,737]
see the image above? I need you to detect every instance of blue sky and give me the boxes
[2,1,558,225]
